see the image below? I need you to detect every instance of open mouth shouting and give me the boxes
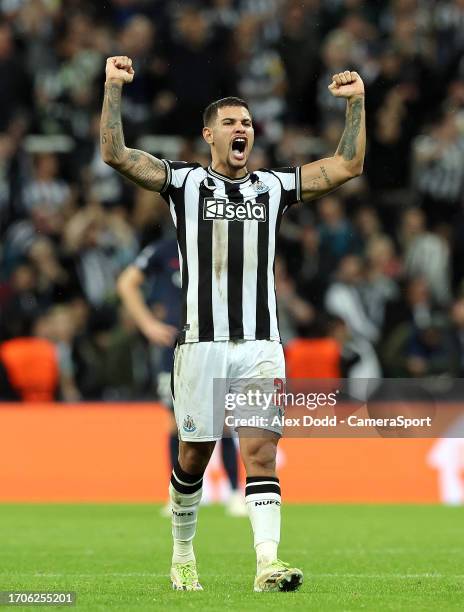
[231,137,247,162]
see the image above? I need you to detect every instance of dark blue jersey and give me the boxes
[133,238,181,371]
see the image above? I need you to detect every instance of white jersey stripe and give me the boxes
[242,220,259,337]
[184,172,200,341]
[169,195,177,228]
[212,219,230,340]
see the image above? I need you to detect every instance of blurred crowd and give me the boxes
[1,0,464,401]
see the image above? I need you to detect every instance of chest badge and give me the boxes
[253,180,270,194]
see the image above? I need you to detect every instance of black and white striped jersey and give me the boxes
[160,161,302,344]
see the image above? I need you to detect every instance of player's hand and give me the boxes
[105,56,135,85]
[328,71,364,99]
[141,319,178,347]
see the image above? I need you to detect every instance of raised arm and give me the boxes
[300,71,365,202]
[100,56,167,192]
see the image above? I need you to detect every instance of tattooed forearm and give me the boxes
[119,149,167,190]
[100,82,167,191]
[300,97,364,200]
[337,97,363,161]
[101,82,126,163]
[320,165,333,189]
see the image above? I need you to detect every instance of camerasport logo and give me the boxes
[203,198,267,222]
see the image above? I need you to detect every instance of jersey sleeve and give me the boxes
[160,160,201,202]
[133,243,162,276]
[268,166,302,211]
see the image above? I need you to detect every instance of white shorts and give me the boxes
[172,339,286,441]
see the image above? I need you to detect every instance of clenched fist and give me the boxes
[105,56,135,85]
[328,71,364,99]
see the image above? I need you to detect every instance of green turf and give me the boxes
[0,504,463,611]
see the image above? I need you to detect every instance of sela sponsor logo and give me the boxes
[254,500,281,506]
[203,197,267,222]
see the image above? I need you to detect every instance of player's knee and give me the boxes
[179,441,215,474]
[242,439,277,475]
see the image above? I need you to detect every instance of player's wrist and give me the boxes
[347,93,365,102]
[105,79,124,87]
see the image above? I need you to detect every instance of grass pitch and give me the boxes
[0,504,463,611]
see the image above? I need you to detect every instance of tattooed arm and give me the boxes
[300,71,365,202]
[100,56,167,192]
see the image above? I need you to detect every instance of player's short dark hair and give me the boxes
[203,97,251,126]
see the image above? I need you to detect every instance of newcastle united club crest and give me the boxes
[182,415,196,433]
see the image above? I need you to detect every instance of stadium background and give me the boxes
[1,0,464,504]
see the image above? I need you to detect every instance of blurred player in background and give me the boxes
[101,55,365,592]
[117,238,247,517]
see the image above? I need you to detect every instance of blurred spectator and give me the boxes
[232,15,287,142]
[71,304,113,400]
[381,276,447,376]
[27,237,77,304]
[64,205,137,306]
[164,6,236,136]
[317,195,359,273]
[22,153,73,214]
[316,29,357,126]
[34,13,103,136]
[405,313,457,378]
[366,82,416,196]
[325,255,380,343]
[117,15,166,138]
[104,304,154,400]
[276,0,320,124]
[361,235,400,330]
[206,0,241,34]
[383,276,438,336]
[412,110,464,226]
[328,315,381,379]
[46,305,81,402]
[399,207,452,305]
[354,206,386,252]
[0,261,41,340]
[275,254,314,344]
[0,21,32,132]
[298,223,328,310]
[450,296,464,376]
[0,310,59,401]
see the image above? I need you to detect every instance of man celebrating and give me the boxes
[101,55,365,592]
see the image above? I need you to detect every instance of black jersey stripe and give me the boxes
[197,181,214,339]
[225,182,244,338]
[255,190,271,339]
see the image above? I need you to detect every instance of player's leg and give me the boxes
[239,429,303,592]
[169,440,215,591]
[232,340,303,592]
[170,440,215,559]
[239,429,280,562]
[169,341,227,590]
[221,437,247,516]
